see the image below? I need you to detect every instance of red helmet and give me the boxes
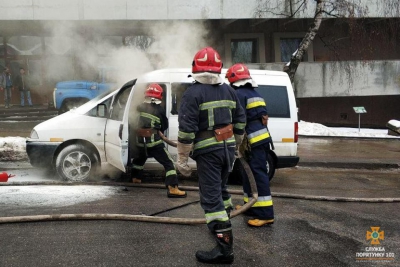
[145,83,163,100]
[192,47,223,74]
[225,63,251,84]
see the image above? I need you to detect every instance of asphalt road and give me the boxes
[1,114,400,267]
[1,166,399,267]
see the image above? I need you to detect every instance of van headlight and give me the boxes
[30,130,39,139]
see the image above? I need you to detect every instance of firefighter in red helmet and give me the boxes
[131,83,187,198]
[177,47,246,264]
[226,63,274,226]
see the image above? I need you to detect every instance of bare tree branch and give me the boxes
[284,0,324,82]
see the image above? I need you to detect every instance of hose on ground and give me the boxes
[0,158,258,224]
[2,181,398,203]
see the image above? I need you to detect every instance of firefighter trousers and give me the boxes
[240,142,274,220]
[195,148,235,231]
[131,144,179,186]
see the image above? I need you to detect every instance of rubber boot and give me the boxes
[195,224,234,264]
[167,185,187,198]
[248,218,274,227]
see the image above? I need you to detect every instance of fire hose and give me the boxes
[4,132,396,225]
[0,133,258,224]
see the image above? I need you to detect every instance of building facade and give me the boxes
[0,0,399,127]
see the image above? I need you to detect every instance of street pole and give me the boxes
[353,107,366,133]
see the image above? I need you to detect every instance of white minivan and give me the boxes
[26,68,299,182]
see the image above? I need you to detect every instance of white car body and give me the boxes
[26,69,298,181]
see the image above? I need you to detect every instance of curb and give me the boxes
[297,161,399,170]
[299,134,400,141]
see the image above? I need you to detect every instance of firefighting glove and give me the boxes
[234,134,244,150]
[176,141,193,177]
[234,134,244,158]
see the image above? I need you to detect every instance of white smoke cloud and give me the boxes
[42,20,211,87]
[147,21,209,69]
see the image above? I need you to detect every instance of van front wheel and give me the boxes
[55,144,98,182]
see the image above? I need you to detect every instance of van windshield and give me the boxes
[255,85,290,118]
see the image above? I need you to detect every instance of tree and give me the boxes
[255,0,377,82]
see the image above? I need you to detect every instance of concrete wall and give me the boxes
[248,61,400,127]
[0,0,395,20]
[249,61,400,98]
[298,95,400,128]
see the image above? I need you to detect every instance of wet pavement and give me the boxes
[1,106,400,266]
[0,180,399,267]
[297,136,400,169]
[1,135,399,266]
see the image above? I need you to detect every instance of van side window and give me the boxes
[255,85,290,118]
[171,83,192,115]
[87,97,112,117]
[110,87,133,121]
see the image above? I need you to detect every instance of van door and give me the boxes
[104,84,134,172]
[168,82,195,165]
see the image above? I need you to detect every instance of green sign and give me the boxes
[353,106,367,113]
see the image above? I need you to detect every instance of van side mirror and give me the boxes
[97,104,107,117]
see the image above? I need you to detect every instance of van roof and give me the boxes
[143,68,289,77]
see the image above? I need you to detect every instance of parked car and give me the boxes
[26,68,299,182]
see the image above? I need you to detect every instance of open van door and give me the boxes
[104,82,135,172]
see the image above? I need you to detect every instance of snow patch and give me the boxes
[0,137,28,161]
[0,186,119,207]
[298,121,398,138]
[388,120,400,128]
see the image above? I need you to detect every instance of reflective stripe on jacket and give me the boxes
[136,102,168,148]
[178,82,246,157]
[235,84,271,147]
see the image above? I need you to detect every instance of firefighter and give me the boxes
[226,63,274,227]
[131,83,187,198]
[176,47,246,264]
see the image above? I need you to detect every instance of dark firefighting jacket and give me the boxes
[178,82,246,157]
[136,102,168,148]
[235,84,271,148]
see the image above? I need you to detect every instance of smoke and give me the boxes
[148,21,209,69]
[42,20,211,88]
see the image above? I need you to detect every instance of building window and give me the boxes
[124,36,154,51]
[231,39,258,64]
[224,33,265,66]
[274,33,313,63]
[280,38,301,62]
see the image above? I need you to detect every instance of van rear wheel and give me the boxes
[55,144,98,182]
